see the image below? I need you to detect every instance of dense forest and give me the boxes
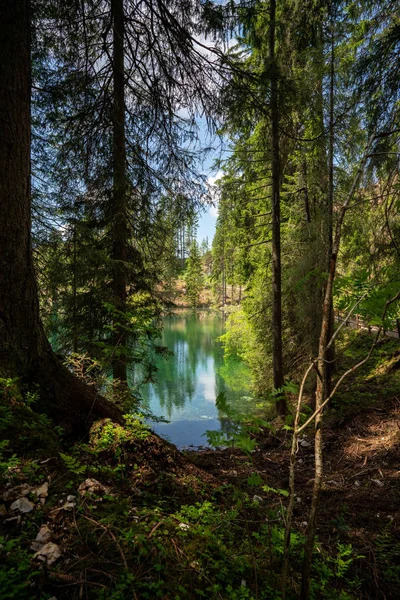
[1,0,400,598]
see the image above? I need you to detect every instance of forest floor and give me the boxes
[1,331,400,599]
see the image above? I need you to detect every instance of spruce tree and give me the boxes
[185,241,204,309]
[0,0,122,434]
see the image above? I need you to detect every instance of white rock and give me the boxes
[10,497,35,514]
[3,484,31,502]
[31,525,52,551]
[61,501,76,511]
[252,495,263,503]
[78,479,110,496]
[300,440,310,448]
[34,482,49,499]
[4,516,21,525]
[37,525,52,543]
[33,542,62,565]
[66,495,77,503]
[179,523,190,530]
[371,479,384,488]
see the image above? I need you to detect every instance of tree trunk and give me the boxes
[72,222,78,353]
[301,132,374,599]
[324,19,336,399]
[301,22,335,598]
[269,0,286,416]
[0,0,122,437]
[111,0,128,382]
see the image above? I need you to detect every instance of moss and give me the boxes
[0,377,61,460]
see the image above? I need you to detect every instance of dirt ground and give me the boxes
[188,395,400,598]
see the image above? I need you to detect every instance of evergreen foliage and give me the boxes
[184,240,205,309]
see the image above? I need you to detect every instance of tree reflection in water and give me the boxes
[134,311,255,448]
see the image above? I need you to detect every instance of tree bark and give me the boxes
[269,0,286,416]
[301,133,374,599]
[111,0,128,382]
[0,0,122,437]
[324,18,336,399]
[302,19,336,595]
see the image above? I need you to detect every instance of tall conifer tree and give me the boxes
[0,0,122,433]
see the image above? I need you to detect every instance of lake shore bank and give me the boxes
[1,330,400,598]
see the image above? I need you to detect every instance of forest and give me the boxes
[1,0,400,598]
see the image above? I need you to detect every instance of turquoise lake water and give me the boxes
[138,311,254,448]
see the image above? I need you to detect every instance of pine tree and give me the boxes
[0,0,122,434]
[32,0,220,375]
[184,241,204,309]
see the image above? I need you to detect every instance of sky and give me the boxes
[194,110,228,245]
[183,1,237,245]
[197,169,221,244]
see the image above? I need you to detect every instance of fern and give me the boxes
[59,452,86,475]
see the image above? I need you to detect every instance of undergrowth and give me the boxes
[331,330,400,417]
[1,363,399,598]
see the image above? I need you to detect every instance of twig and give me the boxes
[281,360,315,598]
[327,291,368,352]
[282,245,399,598]
[82,515,128,570]
[148,521,163,538]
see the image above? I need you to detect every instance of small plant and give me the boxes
[247,472,263,487]
[262,484,289,498]
[0,440,20,478]
[89,414,150,453]
[0,536,41,599]
[59,452,87,475]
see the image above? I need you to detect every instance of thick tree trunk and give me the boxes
[112,0,128,382]
[269,0,286,416]
[0,0,122,436]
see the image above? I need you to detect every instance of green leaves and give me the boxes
[204,429,229,448]
[247,472,263,487]
[262,484,289,498]
[59,452,87,475]
[271,380,298,397]
[184,240,205,309]
[335,269,400,331]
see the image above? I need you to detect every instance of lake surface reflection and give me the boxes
[138,311,253,448]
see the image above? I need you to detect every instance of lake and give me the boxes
[137,310,255,448]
